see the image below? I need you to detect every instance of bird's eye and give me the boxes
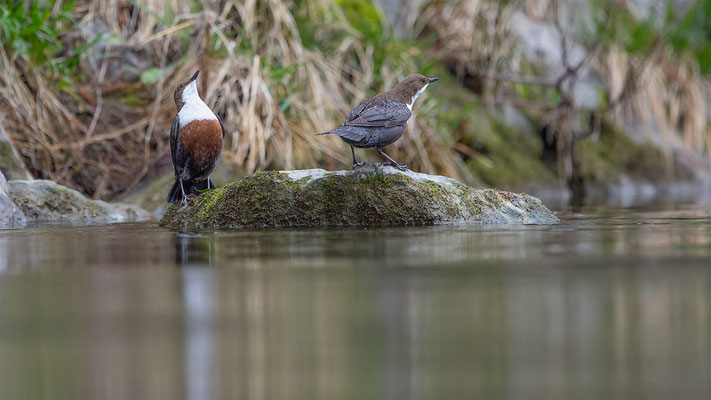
[421,78,426,83]
[179,84,184,88]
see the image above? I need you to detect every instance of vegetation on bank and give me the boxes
[0,0,709,203]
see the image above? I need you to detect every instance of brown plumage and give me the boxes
[180,120,223,166]
[316,74,438,170]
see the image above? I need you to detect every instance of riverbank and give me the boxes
[0,0,709,207]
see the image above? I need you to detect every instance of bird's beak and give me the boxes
[189,70,200,82]
[429,77,439,82]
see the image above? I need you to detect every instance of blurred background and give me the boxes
[2,2,711,398]
[1,0,710,211]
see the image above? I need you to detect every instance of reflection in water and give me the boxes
[0,208,709,398]
[183,268,216,400]
[176,233,214,266]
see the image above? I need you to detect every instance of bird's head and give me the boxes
[173,70,200,111]
[391,74,439,107]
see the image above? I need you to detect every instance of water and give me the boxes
[0,205,710,399]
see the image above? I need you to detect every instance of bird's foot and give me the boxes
[381,162,408,171]
[352,161,368,169]
[178,194,195,211]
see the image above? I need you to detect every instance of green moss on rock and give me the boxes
[576,122,680,184]
[160,165,559,230]
[464,113,558,188]
[7,179,150,222]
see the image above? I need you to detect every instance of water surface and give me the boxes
[0,205,710,399]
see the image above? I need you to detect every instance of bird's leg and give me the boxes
[377,148,408,171]
[179,178,189,209]
[179,178,187,199]
[207,177,211,189]
[351,146,367,169]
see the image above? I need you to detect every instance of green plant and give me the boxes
[0,0,89,87]
[666,0,711,74]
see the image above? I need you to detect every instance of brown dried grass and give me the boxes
[1,0,709,201]
[603,47,711,162]
[0,0,478,199]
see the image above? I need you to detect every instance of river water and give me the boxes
[0,204,710,399]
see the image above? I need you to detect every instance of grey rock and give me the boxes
[118,172,175,219]
[0,119,32,180]
[0,170,26,228]
[160,165,559,230]
[497,103,534,133]
[80,20,148,83]
[509,10,606,110]
[377,0,424,39]
[7,180,151,223]
[627,0,695,27]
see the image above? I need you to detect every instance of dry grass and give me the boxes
[0,0,709,201]
[1,0,479,199]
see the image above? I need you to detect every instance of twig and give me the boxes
[85,49,109,139]
[140,20,196,45]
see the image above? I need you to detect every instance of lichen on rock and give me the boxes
[160,165,559,230]
[7,180,151,223]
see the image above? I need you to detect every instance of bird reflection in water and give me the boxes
[174,233,214,266]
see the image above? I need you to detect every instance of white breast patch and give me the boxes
[409,83,429,110]
[178,80,217,126]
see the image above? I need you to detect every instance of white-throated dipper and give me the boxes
[316,74,438,170]
[167,70,224,203]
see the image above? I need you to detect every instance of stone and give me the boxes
[0,169,26,228]
[0,119,32,180]
[509,10,605,110]
[7,179,151,223]
[160,165,559,230]
[117,173,175,219]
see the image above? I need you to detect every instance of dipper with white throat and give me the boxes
[167,70,224,203]
[316,74,438,170]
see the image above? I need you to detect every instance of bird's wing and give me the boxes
[217,114,226,138]
[346,101,369,123]
[169,116,182,175]
[345,100,411,128]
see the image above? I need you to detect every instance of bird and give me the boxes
[167,70,224,203]
[316,74,438,171]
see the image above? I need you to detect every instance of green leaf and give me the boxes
[57,75,72,90]
[270,63,299,80]
[140,68,163,85]
[697,44,711,75]
[627,20,656,53]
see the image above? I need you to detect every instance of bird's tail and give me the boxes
[167,179,183,203]
[167,179,216,203]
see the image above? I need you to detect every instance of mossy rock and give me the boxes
[160,165,559,230]
[7,180,151,222]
